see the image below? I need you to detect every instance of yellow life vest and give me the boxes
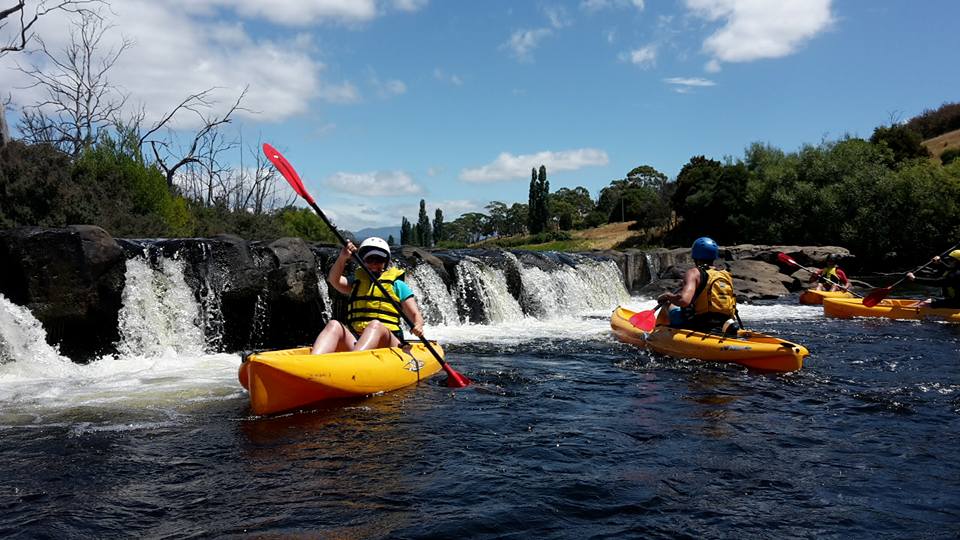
[690,266,737,318]
[347,267,405,334]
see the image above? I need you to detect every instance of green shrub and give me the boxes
[940,147,960,165]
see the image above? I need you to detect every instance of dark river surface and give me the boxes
[1,301,958,538]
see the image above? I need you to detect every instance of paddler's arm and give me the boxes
[401,297,425,338]
[657,267,700,307]
[328,241,356,295]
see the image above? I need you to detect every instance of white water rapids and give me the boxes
[0,254,823,428]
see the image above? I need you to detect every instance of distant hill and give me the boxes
[354,226,402,244]
[922,128,960,162]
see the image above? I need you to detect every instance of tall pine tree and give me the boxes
[527,167,539,233]
[401,217,412,245]
[537,165,550,233]
[433,208,444,245]
[417,199,432,247]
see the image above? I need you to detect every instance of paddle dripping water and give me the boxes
[1,256,958,537]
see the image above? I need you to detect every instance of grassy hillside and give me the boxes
[922,128,960,162]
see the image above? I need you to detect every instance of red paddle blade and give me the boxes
[777,252,798,266]
[862,287,890,307]
[262,143,315,205]
[443,366,471,388]
[628,309,657,332]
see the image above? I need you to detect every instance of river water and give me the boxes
[1,265,959,537]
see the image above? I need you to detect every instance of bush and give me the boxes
[940,147,960,165]
[0,141,73,228]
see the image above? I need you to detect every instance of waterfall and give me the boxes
[249,287,271,348]
[196,242,225,351]
[0,294,72,372]
[455,257,525,324]
[644,252,660,281]
[511,253,629,317]
[406,263,460,326]
[316,260,333,321]
[117,257,207,357]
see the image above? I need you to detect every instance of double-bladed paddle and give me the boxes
[262,143,469,388]
[776,252,859,297]
[862,241,960,307]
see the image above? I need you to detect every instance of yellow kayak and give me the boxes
[799,288,854,305]
[239,343,443,415]
[611,306,808,372]
[823,297,960,322]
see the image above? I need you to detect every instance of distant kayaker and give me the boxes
[311,237,426,354]
[809,254,849,291]
[657,236,740,334]
[905,250,960,308]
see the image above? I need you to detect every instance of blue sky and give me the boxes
[3,0,959,231]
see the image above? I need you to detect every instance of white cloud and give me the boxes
[392,0,429,13]
[174,0,380,26]
[581,0,645,11]
[317,81,362,104]
[544,6,572,29]
[325,170,423,196]
[686,0,834,67]
[620,45,657,68]
[503,28,552,61]
[370,76,407,98]
[460,149,609,183]
[0,1,364,127]
[664,77,716,87]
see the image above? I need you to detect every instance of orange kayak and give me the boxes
[239,344,443,415]
[799,288,854,305]
[610,306,808,372]
[823,297,960,322]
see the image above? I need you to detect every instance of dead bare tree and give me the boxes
[15,11,128,156]
[1,0,103,56]
[146,86,249,190]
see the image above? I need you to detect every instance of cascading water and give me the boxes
[196,242,225,351]
[117,257,208,357]
[406,263,460,325]
[316,261,334,321]
[0,294,71,370]
[508,252,630,318]
[454,257,525,324]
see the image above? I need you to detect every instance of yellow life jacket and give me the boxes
[347,267,405,334]
[689,266,737,318]
[821,266,839,282]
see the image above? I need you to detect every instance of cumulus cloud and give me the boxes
[664,77,716,87]
[460,149,609,183]
[173,0,378,26]
[503,28,553,61]
[623,45,657,67]
[686,0,834,68]
[324,170,423,196]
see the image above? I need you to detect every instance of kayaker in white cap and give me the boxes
[311,237,426,354]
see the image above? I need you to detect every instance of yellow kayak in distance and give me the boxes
[823,297,960,322]
[799,288,854,305]
[610,306,808,373]
[239,343,444,416]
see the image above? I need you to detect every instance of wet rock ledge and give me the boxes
[0,226,850,360]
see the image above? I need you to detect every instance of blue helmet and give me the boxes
[691,237,719,261]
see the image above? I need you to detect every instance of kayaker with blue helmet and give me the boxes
[311,237,426,354]
[906,250,960,308]
[810,253,849,291]
[657,236,740,333]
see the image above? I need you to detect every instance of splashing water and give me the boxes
[117,257,207,357]
[455,257,525,324]
[407,263,460,325]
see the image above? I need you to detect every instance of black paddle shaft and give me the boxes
[305,200,449,367]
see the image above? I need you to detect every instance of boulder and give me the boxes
[0,225,125,359]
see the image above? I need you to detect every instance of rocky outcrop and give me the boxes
[0,225,858,359]
[0,226,125,359]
